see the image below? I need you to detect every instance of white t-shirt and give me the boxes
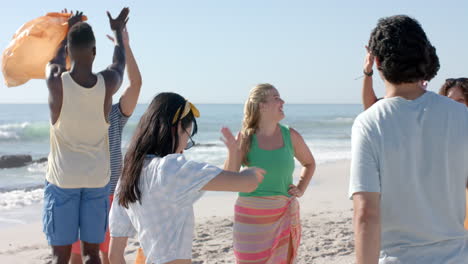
[110,154,222,264]
[349,92,468,263]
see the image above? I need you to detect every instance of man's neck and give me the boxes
[69,62,96,87]
[70,61,93,75]
[384,81,426,100]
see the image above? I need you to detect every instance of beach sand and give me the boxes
[0,161,355,264]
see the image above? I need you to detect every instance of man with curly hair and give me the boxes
[349,15,468,264]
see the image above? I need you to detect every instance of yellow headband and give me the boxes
[172,101,200,124]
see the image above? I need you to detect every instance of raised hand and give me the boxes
[107,7,130,32]
[364,45,375,74]
[64,10,84,28]
[107,27,130,46]
[240,167,265,183]
[220,127,241,154]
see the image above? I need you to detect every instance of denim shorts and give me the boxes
[42,181,110,246]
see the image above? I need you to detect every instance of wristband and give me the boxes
[363,69,373,77]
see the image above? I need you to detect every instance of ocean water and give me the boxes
[0,103,362,214]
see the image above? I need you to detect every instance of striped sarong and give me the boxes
[233,196,301,264]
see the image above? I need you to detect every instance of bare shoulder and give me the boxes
[100,69,123,95]
[100,69,118,87]
[289,127,303,141]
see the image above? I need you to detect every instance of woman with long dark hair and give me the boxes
[108,92,265,264]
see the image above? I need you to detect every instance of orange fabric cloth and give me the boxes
[134,248,146,264]
[465,191,468,230]
[2,12,86,87]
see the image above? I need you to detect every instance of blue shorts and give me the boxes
[42,181,110,246]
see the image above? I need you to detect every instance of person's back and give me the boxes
[352,92,468,262]
[47,70,110,187]
[349,15,468,264]
[43,9,129,264]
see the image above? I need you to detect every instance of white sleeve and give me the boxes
[158,155,222,205]
[348,119,381,199]
[109,195,137,238]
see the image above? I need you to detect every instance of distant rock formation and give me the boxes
[0,155,48,169]
[0,155,32,169]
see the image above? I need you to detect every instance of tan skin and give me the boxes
[46,8,129,264]
[70,26,142,264]
[353,192,381,264]
[108,123,265,264]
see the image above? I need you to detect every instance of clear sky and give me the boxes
[0,0,467,104]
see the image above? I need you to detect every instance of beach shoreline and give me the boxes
[0,160,355,264]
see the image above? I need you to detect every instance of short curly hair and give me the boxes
[368,15,439,84]
[67,22,95,49]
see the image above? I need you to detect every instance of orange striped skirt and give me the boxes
[233,196,301,264]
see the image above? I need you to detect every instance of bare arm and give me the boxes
[288,128,316,197]
[100,8,130,96]
[46,38,66,124]
[202,167,264,192]
[47,38,67,75]
[353,192,381,264]
[362,46,378,110]
[109,237,128,264]
[221,127,242,172]
[223,151,242,172]
[46,10,83,124]
[107,27,142,116]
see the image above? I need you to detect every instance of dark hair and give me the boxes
[368,15,439,84]
[439,78,468,105]
[118,93,198,208]
[67,22,96,48]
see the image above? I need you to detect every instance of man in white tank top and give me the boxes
[43,8,129,264]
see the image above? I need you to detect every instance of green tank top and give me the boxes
[239,124,295,197]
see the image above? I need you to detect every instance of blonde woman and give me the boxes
[223,83,316,264]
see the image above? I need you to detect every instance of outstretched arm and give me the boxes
[202,167,265,192]
[107,27,142,116]
[100,7,130,95]
[362,46,378,110]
